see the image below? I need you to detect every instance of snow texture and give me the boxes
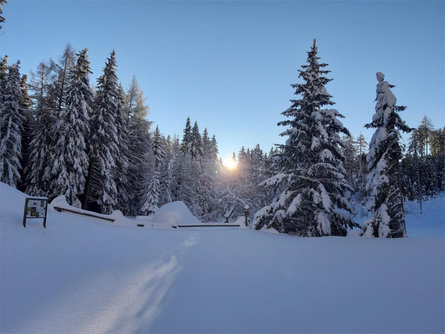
[1,182,444,333]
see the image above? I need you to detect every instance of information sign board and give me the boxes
[23,197,48,228]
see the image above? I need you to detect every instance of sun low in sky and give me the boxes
[223,155,238,171]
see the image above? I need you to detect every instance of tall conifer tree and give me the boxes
[84,50,119,213]
[181,117,192,154]
[361,72,411,238]
[190,121,203,160]
[49,49,92,206]
[0,62,24,187]
[254,40,356,236]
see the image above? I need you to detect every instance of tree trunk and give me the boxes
[82,156,95,210]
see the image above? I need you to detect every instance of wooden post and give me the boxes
[23,198,28,228]
[244,205,249,227]
[43,200,48,228]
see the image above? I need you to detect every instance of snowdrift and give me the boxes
[151,201,200,228]
[1,182,444,333]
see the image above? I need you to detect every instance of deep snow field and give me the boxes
[1,182,444,333]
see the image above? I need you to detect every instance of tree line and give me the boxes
[0,46,231,220]
[1,36,443,236]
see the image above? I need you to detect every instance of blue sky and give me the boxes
[1,0,444,161]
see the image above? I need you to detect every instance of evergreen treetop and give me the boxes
[181,116,192,154]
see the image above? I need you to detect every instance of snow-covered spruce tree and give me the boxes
[253,40,356,236]
[210,135,218,162]
[0,55,7,85]
[190,121,203,160]
[84,50,120,213]
[0,56,8,136]
[174,117,199,212]
[188,121,210,217]
[361,72,411,238]
[141,126,164,214]
[0,62,24,187]
[202,128,211,159]
[0,56,8,128]
[181,117,192,154]
[47,49,92,207]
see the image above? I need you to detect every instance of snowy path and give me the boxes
[78,243,189,333]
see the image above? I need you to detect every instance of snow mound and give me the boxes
[151,201,200,228]
[234,215,249,229]
[0,182,27,227]
[50,195,70,209]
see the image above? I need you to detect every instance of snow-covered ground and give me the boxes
[1,182,444,333]
[405,192,445,238]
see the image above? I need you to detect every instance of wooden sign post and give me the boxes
[23,197,48,228]
[244,205,250,227]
